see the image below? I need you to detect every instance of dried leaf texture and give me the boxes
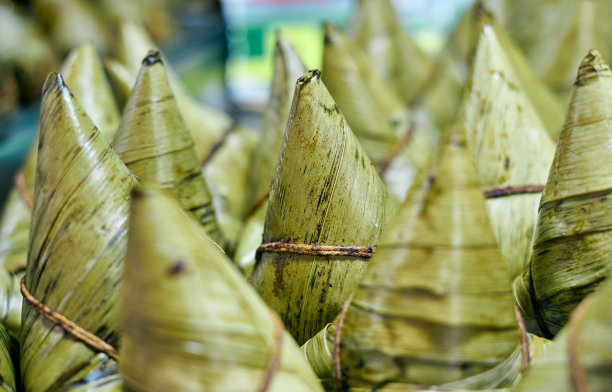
[349,0,433,104]
[120,185,323,392]
[20,73,136,391]
[515,50,612,338]
[236,35,306,274]
[516,276,612,391]
[251,70,397,345]
[322,22,407,162]
[117,20,235,163]
[340,126,520,389]
[247,33,306,211]
[323,23,439,201]
[0,325,17,392]
[0,43,122,274]
[462,22,555,281]
[112,52,220,243]
[61,43,120,140]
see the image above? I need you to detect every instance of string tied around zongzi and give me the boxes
[200,122,239,166]
[256,242,376,260]
[329,296,533,391]
[567,295,596,392]
[19,276,119,360]
[483,184,546,199]
[257,310,285,392]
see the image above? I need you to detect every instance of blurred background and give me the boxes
[0,0,472,205]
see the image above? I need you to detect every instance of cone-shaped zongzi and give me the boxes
[413,4,564,138]
[117,20,236,163]
[322,22,407,163]
[250,70,397,345]
[246,33,306,217]
[112,50,221,243]
[322,22,439,201]
[61,43,121,140]
[528,0,610,106]
[514,50,612,338]
[120,185,323,392]
[349,0,433,104]
[461,19,555,281]
[0,42,123,274]
[20,73,136,391]
[338,126,523,389]
[483,12,565,138]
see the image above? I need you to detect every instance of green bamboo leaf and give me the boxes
[300,126,548,391]
[0,188,30,273]
[339,126,521,389]
[461,18,556,281]
[61,43,121,141]
[322,22,439,201]
[322,22,407,159]
[0,269,21,335]
[349,0,433,104]
[533,0,609,106]
[203,127,259,249]
[120,185,323,392]
[0,324,18,392]
[33,0,112,54]
[514,50,612,338]
[246,33,306,213]
[112,50,221,243]
[484,13,565,139]
[233,200,268,277]
[413,4,564,138]
[117,20,235,163]
[235,34,306,275]
[250,70,397,345]
[410,5,474,132]
[515,275,612,391]
[20,73,137,391]
[103,58,135,110]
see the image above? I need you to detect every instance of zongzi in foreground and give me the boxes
[250,70,397,345]
[120,185,323,392]
[514,50,612,338]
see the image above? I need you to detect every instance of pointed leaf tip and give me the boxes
[575,49,611,86]
[42,72,65,96]
[297,69,321,86]
[142,49,163,66]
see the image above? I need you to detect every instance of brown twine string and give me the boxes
[333,293,355,392]
[377,122,416,177]
[514,305,531,373]
[256,242,376,260]
[257,310,285,392]
[244,189,271,220]
[201,122,238,166]
[567,295,595,392]
[15,170,33,210]
[19,277,120,361]
[483,184,545,199]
